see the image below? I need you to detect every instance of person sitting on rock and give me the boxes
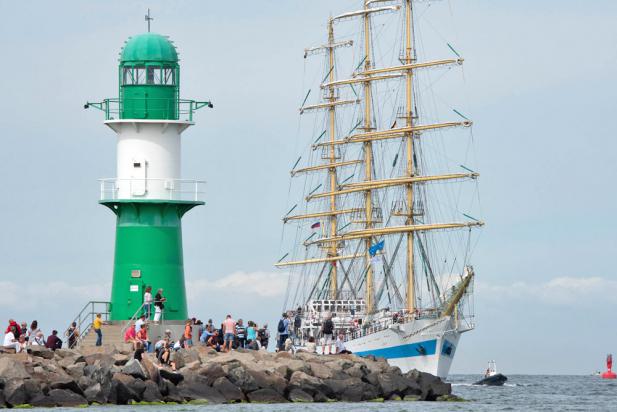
[284,336,294,353]
[206,330,221,352]
[28,320,42,343]
[124,324,137,348]
[335,333,352,354]
[3,325,22,353]
[136,323,151,352]
[199,324,214,345]
[134,341,145,361]
[157,338,177,370]
[45,330,62,351]
[5,319,21,337]
[19,322,28,339]
[31,331,45,346]
[305,336,317,353]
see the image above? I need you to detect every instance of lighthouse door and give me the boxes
[131,157,147,196]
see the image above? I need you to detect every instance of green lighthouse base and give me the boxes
[101,199,203,321]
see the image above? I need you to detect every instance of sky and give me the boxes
[0,0,616,375]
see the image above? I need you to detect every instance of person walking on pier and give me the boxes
[93,313,103,346]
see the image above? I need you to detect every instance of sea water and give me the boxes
[26,375,617,411]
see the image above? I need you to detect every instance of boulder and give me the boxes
[142,380,163,403]
[84,382,108,404]
[377,371,412,398]
[227,365,259,393]
[178,348,201,365]
[212,376,245,403]
[288,388,313,402]
[247,388,287,403]
[48,373,83,396]
[112,353,129,366]
[177,375,226,403]
[110,373,140,404]
[247,368,287,395]
[29,346,54,360]
[159,379,184,403]
[122,358,147,380]
[80,345,117,357]
[309,362,333,379]
[46,389,88,407]
[65,362,86,381]
[345,363,368,378]
[159,368,184,386]
[3,380,28,406]
[198,362,226,385]
[289,371,329,396]
[0,357,30,380]
[140,356,160,382]
[406,369,451,401]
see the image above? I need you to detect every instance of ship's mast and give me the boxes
[362,0,375,313]
[404,0,415,313]
[327,18,338,299]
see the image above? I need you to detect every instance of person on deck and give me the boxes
[45,330,62,351]
[321,313,334,355]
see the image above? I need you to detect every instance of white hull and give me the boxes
[339,316,462,379]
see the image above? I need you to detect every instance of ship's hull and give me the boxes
[341,316,461,379]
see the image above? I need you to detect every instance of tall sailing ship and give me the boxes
[276,0,483,379]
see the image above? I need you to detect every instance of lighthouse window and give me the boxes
[133,162,141,168]
[163,68,175,85]
[133,67,145,84]
[122,68,135,85]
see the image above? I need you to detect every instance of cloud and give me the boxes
[0,280,110,309]
[186,271,289,303]
[477,276,617,306]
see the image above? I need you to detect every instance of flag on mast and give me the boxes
[369,240,385,256]
[311,222,321,229]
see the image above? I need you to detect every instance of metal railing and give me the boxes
[85,98,213,122]
[67,301,111,348]
[99,178,206,202]
[120,301,166,337]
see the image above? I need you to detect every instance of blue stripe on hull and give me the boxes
[353,338,437,359]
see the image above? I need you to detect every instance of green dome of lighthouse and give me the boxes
[120,33,178,63]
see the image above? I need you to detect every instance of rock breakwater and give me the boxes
[0,345,458,407]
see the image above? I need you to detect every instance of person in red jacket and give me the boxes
[5,319,21,337]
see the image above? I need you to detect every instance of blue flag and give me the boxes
[369,240,385,257]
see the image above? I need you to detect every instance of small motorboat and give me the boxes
[474,360,508,386]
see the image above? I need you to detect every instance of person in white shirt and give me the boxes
[305,336,317,353]
[4,326,22,353]
[335,333,351,354]
[135,315,146,333]
[30,331,45,346]
[143,286,153,320]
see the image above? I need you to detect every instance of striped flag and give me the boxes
[311,222,321,229]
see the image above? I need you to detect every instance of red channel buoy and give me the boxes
[601,354,617,379]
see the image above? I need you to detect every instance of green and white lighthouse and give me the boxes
[87,31,212,321]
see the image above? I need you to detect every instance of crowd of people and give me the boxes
[274,310,351,355]
[3,319,72,353]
